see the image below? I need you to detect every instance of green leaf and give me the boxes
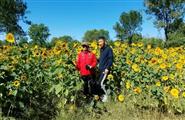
[55,84,63,95]
[12,90,17,96]
[19,102,24,108]
[64,89,69,96]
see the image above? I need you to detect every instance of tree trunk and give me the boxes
[128,35,133,45]
[164,27,169,41]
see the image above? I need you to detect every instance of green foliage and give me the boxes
[18,36,28,47]
[124,34,143,43]
[0,43,83,119]
[113,10,143,43]
[144,0,185,40]
[142,37,164,48]
[165,22,185,47]
[0,0,31,35]
[28,24,50,47]
[83,29,110,42]
[168,18,184,33]
[0,40,3,46]
[50,35,74,46]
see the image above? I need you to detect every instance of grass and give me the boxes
[56,101,185,120]
[1,101,185,120]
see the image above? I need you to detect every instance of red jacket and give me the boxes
[76,51,97,76]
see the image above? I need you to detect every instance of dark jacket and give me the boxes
[98,45,114,71]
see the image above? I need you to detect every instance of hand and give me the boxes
[86,65,92,70]
[103,69,109,74]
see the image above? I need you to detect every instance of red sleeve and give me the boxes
[90,53,97,68]
[76,53,81,70]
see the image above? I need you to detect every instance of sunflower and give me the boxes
[154,47,162,55]
[41,50,47,58]
[158,59,163,64]
[131,43,137,47]
[170,88,179,98]
[162,54,167,59]
[176,63,183,70]
[118,94,124,102]
[132,64,141,72]
[13,80,20,87]
[53,47,61,55]
[126,81,131,89]
[162,76,168,81]
[94,95,99,101]
[126,60,132,65]
[61,42,67,49]
[150,57,158,65]
[77,46,83,54]
[147,44,151,49]
[6,33,15,43]
[21,75,27,81]
[114,41,121,47]
[133,87,142,94]
[130,48,136,54]
[169,74,175,80]
[160,63,167,69]
[156,81,161,87]
[8,90,13,96]
[33,50,40,57]
[34,45,38,50]
[73,43,78,48]
[56,59,62,66]
[92,50,97,54]
[170,52,177,57]
[182,92,185,98]
[164,86,170,93]
[137,42,143,47]
[91,41,98,49]
[107,74,114,80]
[57,73,63,79]
[69,104,76,111]
[3,45,11,50]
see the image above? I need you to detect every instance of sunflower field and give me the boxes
[0,34,185,119]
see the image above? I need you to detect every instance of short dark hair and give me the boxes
[98,36,106,41]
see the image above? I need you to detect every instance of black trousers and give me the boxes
[81,75,95,96]
[96,70,109,96]
[81,71,109,96]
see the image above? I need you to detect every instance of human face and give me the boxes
[82,45,89,51]
[98,39,105,49]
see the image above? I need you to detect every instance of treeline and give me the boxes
[0,0,185,47]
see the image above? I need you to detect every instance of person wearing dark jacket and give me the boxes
[97,36,114,102]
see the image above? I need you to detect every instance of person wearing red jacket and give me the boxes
[76,42,97,96]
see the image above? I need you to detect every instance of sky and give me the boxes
[0,0,165,41]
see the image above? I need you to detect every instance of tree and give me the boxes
[113,10,142,44]
[83,29,110,42]
[28,24,50,46]
[58,35,73,42]
[144,0,185,41]
[18,36,28,46]
[0,0,31,35]
[50,35,74,46]
[166,21,185,47]
[168,18,184,33]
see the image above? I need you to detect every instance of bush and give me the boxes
[0,43,82,119]
[141,37,164,48]
[165,32,185,47]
